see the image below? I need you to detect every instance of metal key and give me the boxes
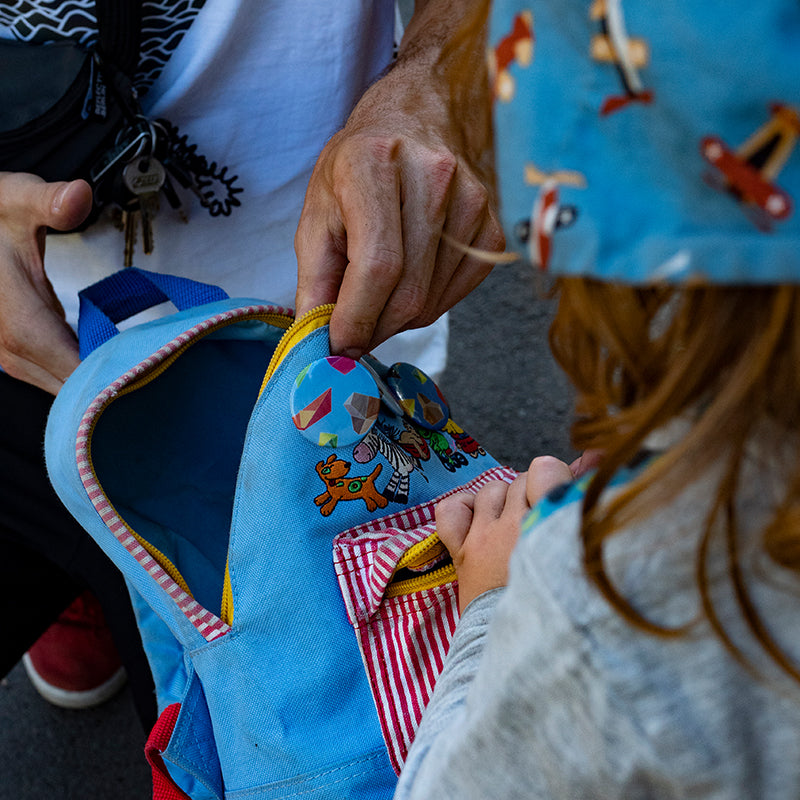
[121,204,140,268]
[139,190,160,255]
[122,156,166,258]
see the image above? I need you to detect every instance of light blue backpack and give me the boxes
[45,268,512,799]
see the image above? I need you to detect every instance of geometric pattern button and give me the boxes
[290,356,381,447]
[385,362,450,431]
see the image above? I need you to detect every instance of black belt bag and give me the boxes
[0,38,135,183]
[0,1,141,224]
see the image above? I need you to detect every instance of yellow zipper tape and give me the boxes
[383,531,456,598]
[396,531,448,571]
[257,305,335,398]
[222,305,336,625]
[221,558,234,626]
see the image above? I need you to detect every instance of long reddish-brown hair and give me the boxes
[551,280,800,681]
[443,1,800,681]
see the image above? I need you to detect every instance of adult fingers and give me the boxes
[0,174,93,236]
[368,182,503,354]
[358,142,457,349]
[296,134,404,356]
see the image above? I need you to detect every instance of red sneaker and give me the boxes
[22,591,127,709]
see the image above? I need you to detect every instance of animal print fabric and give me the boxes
[0,0,207,91]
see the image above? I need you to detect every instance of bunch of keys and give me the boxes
[91,119,188,267]
[90,116,243,267]
[119,155,166,267]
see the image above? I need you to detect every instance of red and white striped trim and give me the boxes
[333,465,517,773]
[76,304,291,643]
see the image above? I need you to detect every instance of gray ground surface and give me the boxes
[0,263,574,799]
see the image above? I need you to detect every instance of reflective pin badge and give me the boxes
[291,357,382,447]
[358,354,406,417]
[385,362,450,430]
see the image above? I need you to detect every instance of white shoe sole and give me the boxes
[22,653,127,710]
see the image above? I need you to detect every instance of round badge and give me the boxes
[386,362,450,430]
[290,356,382,447]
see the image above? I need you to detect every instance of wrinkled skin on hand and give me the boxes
[0,173,92,394]
[294,0,504,358]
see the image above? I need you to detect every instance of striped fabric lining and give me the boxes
[75,304,291,643]
[333,465,518,773]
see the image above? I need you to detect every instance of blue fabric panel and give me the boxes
[163,668,224,800]
[92,336,274,613]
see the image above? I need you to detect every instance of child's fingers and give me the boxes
[436,492,476,554]
[525,455,574,507]
[569,449,604,478]
[471,479,513,521]
[442,477,528,613]
[489,473,533,526]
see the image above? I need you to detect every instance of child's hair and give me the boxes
[551,279,800,681]
[442,1,800,682]
[438,0,495,200]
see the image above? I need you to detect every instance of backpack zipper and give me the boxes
[222,304,335,625]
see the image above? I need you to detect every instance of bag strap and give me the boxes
[95,0,142,79]
[145,704,192,800]
[77,267,229,358]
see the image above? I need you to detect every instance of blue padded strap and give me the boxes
[78,268,228,358]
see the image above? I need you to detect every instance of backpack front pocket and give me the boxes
[332,465,517,774]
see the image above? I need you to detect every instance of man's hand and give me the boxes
[294,0,504,358]
[0,173,92,394]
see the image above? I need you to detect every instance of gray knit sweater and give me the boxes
[395,457,800,799]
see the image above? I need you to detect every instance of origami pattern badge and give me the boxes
[291,357,381,448]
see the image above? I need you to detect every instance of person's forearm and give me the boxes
[394,0,494,190]
[394,589,503,799]
[294,0,500,357]
[399,0,480,64]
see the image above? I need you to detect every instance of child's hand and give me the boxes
[436,475,531,614]
[567,449,604,480]
[526,455,579,505]
[437,456,577,614]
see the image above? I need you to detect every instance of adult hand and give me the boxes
[0,173,92,394]
[294,0,504,358]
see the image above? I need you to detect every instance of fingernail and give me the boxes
[52,183,70,213]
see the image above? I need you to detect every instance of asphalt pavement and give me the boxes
[0,260,575,799]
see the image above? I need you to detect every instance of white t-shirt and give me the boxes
[2,0,448,375]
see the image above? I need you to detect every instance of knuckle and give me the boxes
[0,327,19,352]
[363,248,404,284]
[474,214,507,253]
[390,283,428,321]
[337,135,401,176]
[0,331,29,363]
[427,150,458,187]
[463,186,490,224]
[423,152,458,214]
[365,135,403,164]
